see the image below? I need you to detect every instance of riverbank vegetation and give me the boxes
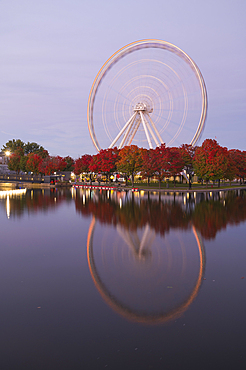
[1,139,246,187]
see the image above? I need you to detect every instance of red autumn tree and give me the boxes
[151,144,170,188]
[38,156,66,175]
[229,149,246,184]
[224,150,237,185]
[167,147,184,187]
[26,153,43,174]
[140,148,157,186]
[193,139,228,187]
[88,154,101,176]
[53,156,67,171]
[74,154,92,176]
[38,157,54,175]
[89,147,119,182]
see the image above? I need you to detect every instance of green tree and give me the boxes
[24,142,49,157]
[20,156,28,173]
[2,139,25,154]
[63,156,75,171]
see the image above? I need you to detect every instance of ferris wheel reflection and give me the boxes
[87,211,205,325]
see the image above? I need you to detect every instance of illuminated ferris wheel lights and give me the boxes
[87,39,207,151]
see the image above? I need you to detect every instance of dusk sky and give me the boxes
[1,0,245,158]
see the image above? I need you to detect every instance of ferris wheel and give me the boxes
[87,39,207,151]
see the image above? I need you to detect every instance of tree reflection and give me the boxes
[75,189,246,240]
[192,190,246,239]
[0,188,72,218]
[1,188,246,239]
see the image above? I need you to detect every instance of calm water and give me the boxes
[0,187,246,370]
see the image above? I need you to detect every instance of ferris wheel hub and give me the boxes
[134,102,152,113]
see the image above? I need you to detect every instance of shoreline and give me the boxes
[1,180,246,193]
[72,183,246,193]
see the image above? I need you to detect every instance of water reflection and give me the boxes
[75,188,246,240]
[73,188,246,324]
[0,188,27,218]
[0,188,72,218]
[87,216,205,324]
[2,188,246,241]
[1,187,246,324]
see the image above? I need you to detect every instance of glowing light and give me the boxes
[6,195,10,218]
[0,189,26,198]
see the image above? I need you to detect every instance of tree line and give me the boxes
[74,140,246,187]
[2,138,246,186]
[2,139,74,175]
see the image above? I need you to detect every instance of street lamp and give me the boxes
[5,151,11,163]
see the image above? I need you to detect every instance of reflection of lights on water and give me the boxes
[0,189,27,218]
[140,191,145,197]
[183,196,186,205]
[210,192,212,197]
[0,189,26,197]
[54,197,56,202]
[83,194,86,205]
[224,200,226,206]
[119,198,122,208]
[187,193,189,199]
[6,195,10,218]
[194,192,196,199]
[31,190,33,199]
[71,187,76,198]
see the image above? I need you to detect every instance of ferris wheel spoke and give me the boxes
[146,113,164,144]
[139,111,153,149]
[127,119,141,146]
[109,112,137,148]
[143,113,160,147]
[119,115,136,148]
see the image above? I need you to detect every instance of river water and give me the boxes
[0,187,246,370]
